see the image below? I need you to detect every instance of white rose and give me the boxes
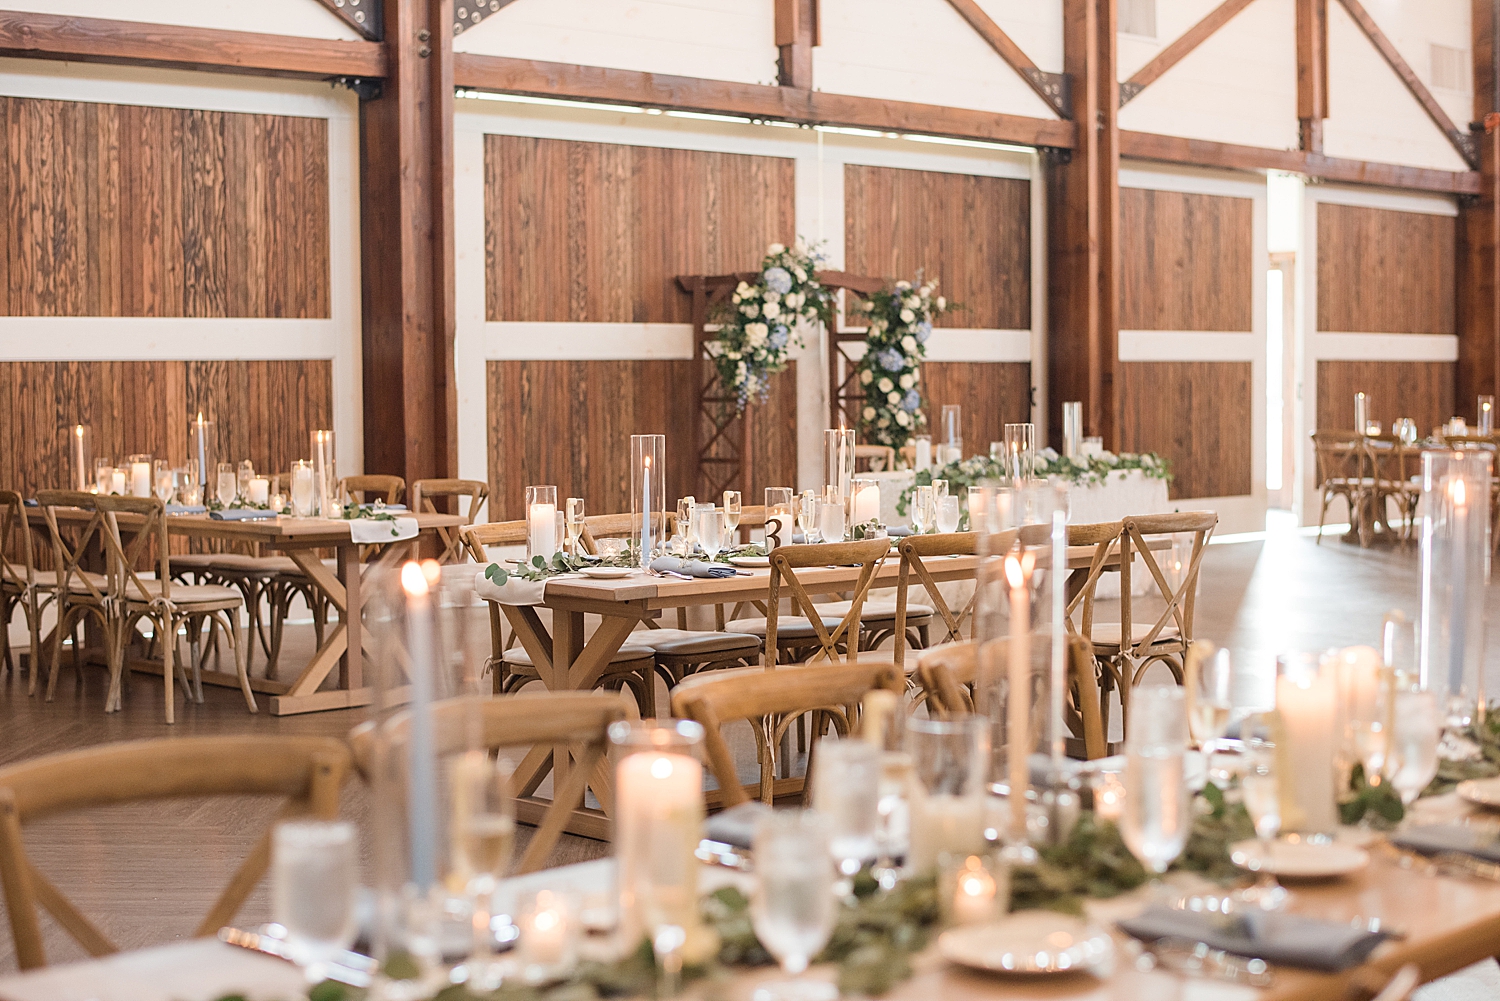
[793,267,806,281]
[896,410,911,427]
[859,369,873,385]
[862,406,877,420]
[901,336,917,351]
[919,285,930,296]
[862,301,875,312]
[899,374,914,389]
[877,378,892,393]
[887,391,901,404]
[768,242,785,254]
[787,292,802,309]
[900,309,915,323]
[742,303,759,318]
[727,351,741,360]
[904,295,919,309]
[896,280,911,291]
[763,301,781,319]
[763,290,780,304]
[736,282,752,295]
[731,293,741,304]
[878,416,891,428]
[747,322,769,346]
[937,296,946,310]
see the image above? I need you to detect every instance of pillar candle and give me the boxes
[193,413,210,488]
[110,468,126,496]
[914,437,931,472]
[1276,670,1339,833]
[1005,553,1031,839]
[130,460,151,498]
[529,502,558,560]
[907,793,986,873]
[248,477,270,506]
[71,425,88,491]
[853,483,881,525]
[616,750,703,939]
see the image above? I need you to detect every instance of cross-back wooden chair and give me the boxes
[578,512,635,555]
[34,490,112,702]
[411,479,489,564]
[914,638,1107,759]
[94,495,256,723]
[0,735,349,970]
[1364,436,1422,542]
[0,491,49,692]
[892,531,980,668]
[1103,511,1217,737]
[339,474,406,506]
[671,661,905,807]
[854,444,896,472]
[1311,430,1372,545]
[348,691,633,874]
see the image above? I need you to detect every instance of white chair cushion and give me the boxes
[502,643,655,669]
[814,599,935,621]
[632,627,761,656]
[123,580,242,605]
[725,615,845,639]
[21,569,107,591]
[1087,622,1181,647]
[208,554,302,574]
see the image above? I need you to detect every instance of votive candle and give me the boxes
[129,458,151,498]
[1276,668,1339,833]
[248,477,270,506]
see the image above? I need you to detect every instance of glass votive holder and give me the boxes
[178,482,203,508]
[1089,769,1127,823]
[94,456,113,494]
[938,851,1008,926]
[517,889,579,982]
[525,485,559,563]
[127,454,153,498]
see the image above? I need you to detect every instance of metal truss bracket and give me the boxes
[1023,68,1071,118]
[311,0,382,41]
[1453,130,1480,170]
[334,76,383,101]
[1118,80,1144,107]
[453,0,521,38]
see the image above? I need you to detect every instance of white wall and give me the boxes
[1,0,361,39]
[0,57,366,474]
[453,95,1041,497]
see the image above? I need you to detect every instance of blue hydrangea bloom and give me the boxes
[915,320,932,343]
[769,326,789,349]
[902,390,921,412]
[763,266,793,295]
[878,347,905,371]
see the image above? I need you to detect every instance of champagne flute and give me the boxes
[676,495,696,550]
[935,494,960,533]
[216,462,238,507]
[1386,688,1440,805]
[1187,645,1234,759]
[1237,717,1289,909]
[694,505,725,561]
[237,459,255,502]
[272,821,358,982]
[453,752,517,989]
[565,497,586,556]
[1121,686,1191,877]
[797,491,822,544]
[153,459,175,504]
[911,485,934,535]
[723,490,742,544]
[751,811,839,1001]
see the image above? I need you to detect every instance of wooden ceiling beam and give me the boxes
[453,53,1079,149]
[0,10,386,79]
[1337,0,1478,167]
[942,0,1069,117]
[1119,0,1258,105]
[1119,129,1481,194]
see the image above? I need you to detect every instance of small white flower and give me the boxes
[793,267,806,282]
[936,296,946,310]
[742,303,759,318]
[904,295,919,309]
[887,390,901,404]
[747,322,769,346]
[919,285,930,297]
[763,301,781,319]
[736,282,752,295]
[878,378,893,393]
[728,351,741,360]
[901,335,917,352]
[859,369,873,385]
[731,293,741,304]
[898,374,913,389]
[862,406,877,420]
[862,301,875,313]
[896,410,911,427]
[767,242,786,255]
[900,309,915,323]
[878,415,891,428]
[786,292,803,309]
[896,280,911,291]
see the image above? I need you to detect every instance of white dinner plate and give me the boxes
[729,555,770,567]
[1230,838,1369,880]
[1458,777,1500,810]
[577,566,636,579]
[938,913,1112,975]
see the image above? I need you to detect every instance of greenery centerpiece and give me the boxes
[896,448,1172,523]
[855,278,948,452]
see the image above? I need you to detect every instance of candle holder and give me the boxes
[1002,423,1036,486]
[938,852,1008,926]
[1062,402,1083,459]
[64,424,91,491]
[1275,653,1339,834]
[608,719,714,959]
[127,454,153,499]
[1481,396,1496,437]
[630,434,666,567]
[189,413,215,492]
[912,433,932,472]
[825,427,855,501]
[941,405,963,464]
[525,485,559,563]
[1418,449,1492,726]
[94,456,113,495]
[517,889,580,982]
[851,477,881,527]
[311,430,336,517]
[906,715,989,874]
[764,486,794,550]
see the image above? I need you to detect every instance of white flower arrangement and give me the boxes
[854,276,949,450]
[713,240,834,409]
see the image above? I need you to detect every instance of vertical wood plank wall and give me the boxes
[1117,188,1254,500]
[484,136,799,518]
[843,163,1032,453]
[1315,204,1456,433]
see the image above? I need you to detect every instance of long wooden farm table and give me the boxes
[29,507,461,716]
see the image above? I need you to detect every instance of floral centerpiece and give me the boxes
[856,278,947,451]
[712,240,835,409]
[896,447,1172,522]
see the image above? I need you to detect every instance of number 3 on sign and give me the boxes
[766,514,786,551]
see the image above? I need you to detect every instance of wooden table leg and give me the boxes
[339,542,362,690]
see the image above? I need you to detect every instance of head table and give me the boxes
[2,793,1498,1001]
[26,507,462,716]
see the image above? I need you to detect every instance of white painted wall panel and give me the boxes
[1322,0,1470,172]
[1,0,360,40]
[452,0,779,86]
[1117,0,1299,151]
[813,0,1056,120]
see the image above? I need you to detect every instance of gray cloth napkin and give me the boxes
[650,556,736,579]
[704,801,773,849]
[209,508,277,521]
[886,526,913,537]
[1392,824,1500,862]
[165,504,208,515]
[1118,905,1389,972]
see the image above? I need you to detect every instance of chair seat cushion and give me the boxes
[123,580,243,606]
[170,553,222,571]
[814,599,935,622]
[672,655,905,697]
[1088,622,1181,647]
[633,628,762,657]
[502,643,655,670]
[209,554,302,574]
[17,569,107,592]
[725,615,845,640]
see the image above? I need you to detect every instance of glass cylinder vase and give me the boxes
[631,434,666,568]
[311,430,336,517]
[189,413,215,492]
[941,405,963,464]
[65,424,91,492]
[1354,392,1369,436]
[825,427,855,502]
[1002,423,1036,486]
[525,485,559,563]
[1061,403,1083,459]
[1480,396,1495,437]
[1418,449,1492,725]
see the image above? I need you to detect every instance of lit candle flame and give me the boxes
[401,560,429,596]
[1003,551,1035,589]
[1451,476,1468,507]
[74,425,84,438]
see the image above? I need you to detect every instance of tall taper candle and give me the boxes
[400,561,441,889]
[1005,551,1031,838]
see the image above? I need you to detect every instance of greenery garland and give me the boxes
[855,279,948,451]
[895,451,1173,522]
[712,241,835,409]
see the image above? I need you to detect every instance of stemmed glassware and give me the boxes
[237,459,256,502]
[812,740,881,884]
[216,462,239,507]
[453,752,516,989]
[1187,646,1234,759]
[935,494,960,534]
[797,491,823,544]
[1387,688,1441,805]
[723,490,742,544]
[676,496,697,550]
[693,505,725,562]
[271,820,358,982]
[911,485,934,535]
[751,811,839,1001]
[1237,714,1289,910]
[1120,686,1191,878]
[153,459,175,504]
[565,497,587,556]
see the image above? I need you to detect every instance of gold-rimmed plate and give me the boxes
[938,914,1113,975]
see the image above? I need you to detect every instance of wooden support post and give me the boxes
[1296,0,1328,152]
[775,0,816,90]
[360,0,457,489]
[1046,0,1118,450]
[1459,4,1500,405]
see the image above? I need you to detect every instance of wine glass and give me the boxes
[818,486,846,543]
[216,462,238,507]
[1237,717,1289,909]
[797,491,822,544]
[1187,645,1234,758]
[935,494,960,534]
[565,497,586,555]
[1120,686,1191,876]
[676,495,697,550]
[751,811,839,1001]
[723,490,743,543]
[237,459,255,502]
[453,752,516,989]
[911,485,934,535]
[694,505,725,561]
[1386,688,1440,804]
[271,821,358,981]
[153,460,175,504]
[812,740,881,882]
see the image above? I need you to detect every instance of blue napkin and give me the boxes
[165,504,208,515]
[23,498,37,507]
[210,508,277,521]
[1392,824,1500,863]
[1118,906,1390,972]
[650,556,736,579]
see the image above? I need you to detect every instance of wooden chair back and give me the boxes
[411,479,489,564]
[0,490,37,595]
[671,661,905,806]
[348,691,633,874]
[766,537,892,667]
[339,474,406,505]
[0,736,349,970]
[1119,511,1218,660]
[1061,520,1125,642]
[893,530,978,665]
[1311,430,1368,488]
[34,490,108,607]
[914,638,1106,759]
[578,512,635,555]
[461,520,529,564]
[93,495,173,606]
[854,444,896,472]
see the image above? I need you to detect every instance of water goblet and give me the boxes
[818,486,846,543]
[153,459,175,504]
[216,462,238,507]
[911,485,934,535]
[1121,686,1191,877]
[694,505,725,561]
[271,821,358,981]
[751,811,839,1001]
[1386,688,1440,805]
[934,494,960,533]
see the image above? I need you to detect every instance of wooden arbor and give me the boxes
[677,271,884,500]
